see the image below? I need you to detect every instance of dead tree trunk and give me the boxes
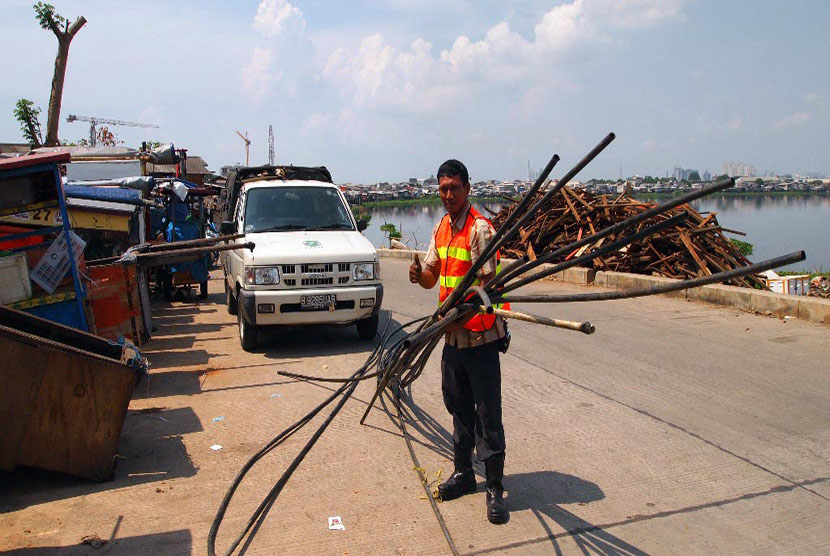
[43,16,86,146]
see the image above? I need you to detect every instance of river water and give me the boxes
[363,195,829,272]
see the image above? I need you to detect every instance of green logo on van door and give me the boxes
[303,240,322,248]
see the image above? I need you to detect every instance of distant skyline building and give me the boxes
[672,166,698,181]
[723,162,756,177]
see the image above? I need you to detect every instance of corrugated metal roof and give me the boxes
[145,156,209,175]
[0,143,32,155]
[32,145,139,159]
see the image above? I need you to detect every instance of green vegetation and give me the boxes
[363,196,502,208]
[379,222,403,245]
[729,239,754,256]
[351,205,371,226]
[13,98,43,147]
[779,269,828,279]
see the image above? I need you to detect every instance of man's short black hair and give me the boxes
[437,159,469,185]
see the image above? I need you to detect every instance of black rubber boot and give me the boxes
[438,448,477,501]
[485,457,508,524]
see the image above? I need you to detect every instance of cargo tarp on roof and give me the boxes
[65,176,154,194]
[64,185,145,206]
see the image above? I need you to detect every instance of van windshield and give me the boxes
[243,186,355,233]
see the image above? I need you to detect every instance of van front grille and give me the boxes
[273,262,358,288]
[301,277,334,286]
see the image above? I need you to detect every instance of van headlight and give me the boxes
[245,266,280,285]
[353,262,375,281]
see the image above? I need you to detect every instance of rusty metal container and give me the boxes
[0,305,142,480]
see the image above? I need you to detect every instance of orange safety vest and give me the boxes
[436,206,510,332]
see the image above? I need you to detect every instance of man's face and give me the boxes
[438,175,470,217]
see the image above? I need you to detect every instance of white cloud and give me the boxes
[240,47,277,103]
[323,0,691,113]
[534,0,597,54]
[721,116,742,132]
[586,0,688,29]
[803,92,826,114]
[773,111,810,129]
[253,0,305,37]
[696,114,743,135]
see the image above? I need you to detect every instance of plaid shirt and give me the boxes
[424,202,506,348]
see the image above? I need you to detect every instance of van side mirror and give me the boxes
[221,221,235,235]
[357,220,368,232]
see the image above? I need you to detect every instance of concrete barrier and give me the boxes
[377,249,828,325]
[798,296,830,324]
[595,270,687,300]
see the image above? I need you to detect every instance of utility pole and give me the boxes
[236,130,250,166]
[268,125,275,166]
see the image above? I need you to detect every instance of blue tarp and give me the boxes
[64,185,144,206]
[65,176,154,194]
[166,220,209,282]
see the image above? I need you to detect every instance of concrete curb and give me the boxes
[377,248,830,325]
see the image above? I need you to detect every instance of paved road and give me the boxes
[1,257,828,555]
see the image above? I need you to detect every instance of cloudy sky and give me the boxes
[1,1,827,182]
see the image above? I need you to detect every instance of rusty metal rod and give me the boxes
[485,306,594,334]
[495,251,806,304]
[143,233,246,252]
[132,242,255,267]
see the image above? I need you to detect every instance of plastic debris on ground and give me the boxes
[213,416,225,422]
[210,444,223,451]
[328,516,345,530]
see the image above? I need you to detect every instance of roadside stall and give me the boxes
[0,152,89,331]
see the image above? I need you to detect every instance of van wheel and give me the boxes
[238,295,258,351]
[226,280,237,315]
[356,313,379,340]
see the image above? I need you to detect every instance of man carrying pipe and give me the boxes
[408,159,511,524]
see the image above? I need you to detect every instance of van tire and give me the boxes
[356,313,379,340]
[226,279,237,315]
[238,295,258,351]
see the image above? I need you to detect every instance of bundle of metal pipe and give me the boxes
[209,132,805,556]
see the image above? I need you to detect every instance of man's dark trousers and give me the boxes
[441,341,505,463]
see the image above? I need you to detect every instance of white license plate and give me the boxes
[300,294,336,310]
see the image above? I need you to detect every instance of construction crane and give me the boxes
[236,130,251,166]
[268,125,275,166]
[66,114,158,147]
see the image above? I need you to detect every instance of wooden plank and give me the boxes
[678,231,710,276]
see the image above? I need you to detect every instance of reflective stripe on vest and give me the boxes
[435,207,510,332]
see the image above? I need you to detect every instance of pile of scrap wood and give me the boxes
[489,187,766,289]
[809,276,830,298]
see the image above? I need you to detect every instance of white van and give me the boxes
[220,166,382,351]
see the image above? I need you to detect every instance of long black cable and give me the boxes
[208,314,427,556]
[395,392,461,556]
